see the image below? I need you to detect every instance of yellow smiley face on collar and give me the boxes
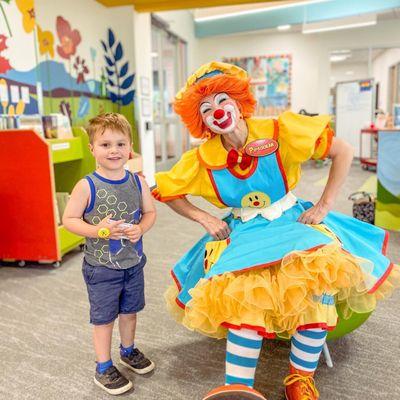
[241,192,271,208]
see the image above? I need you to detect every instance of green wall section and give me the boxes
[376,181,400,231]
[377,180,400,204]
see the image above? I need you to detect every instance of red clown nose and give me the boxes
[213,109,225,119]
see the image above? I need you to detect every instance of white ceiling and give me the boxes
[193,2,400,27]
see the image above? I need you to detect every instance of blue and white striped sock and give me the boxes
[225,328,263,388]
[289,328,327,372]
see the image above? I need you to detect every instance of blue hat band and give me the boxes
[195,70,223,82]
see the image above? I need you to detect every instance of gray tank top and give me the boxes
[83,170,143,269]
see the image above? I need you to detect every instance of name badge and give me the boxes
[244,139,278,157]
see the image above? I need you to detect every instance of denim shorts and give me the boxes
[82,255,146,325]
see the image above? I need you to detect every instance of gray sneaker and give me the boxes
[94,365,133,395]
[119,348,155,375]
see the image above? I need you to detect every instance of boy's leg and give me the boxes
[94,321,114,363]
[82,261,133,395]
[119,313,137,349]
[118,312,155,374]
[118,259,154,374]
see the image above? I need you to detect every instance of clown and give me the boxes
[152,62,399,400]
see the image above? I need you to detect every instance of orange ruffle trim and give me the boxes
[165,244,400,339]
[151,188,186,203]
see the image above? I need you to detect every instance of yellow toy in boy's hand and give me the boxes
[97,227,110,239]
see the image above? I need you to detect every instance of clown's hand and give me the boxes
[297,201,331,225]
[198,213,231,240]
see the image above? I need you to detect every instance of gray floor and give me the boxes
[1,163,399,400]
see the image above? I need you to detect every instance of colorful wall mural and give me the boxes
[223,55,292,117]
[0,0,138,148]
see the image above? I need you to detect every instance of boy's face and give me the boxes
[90,129,131,171]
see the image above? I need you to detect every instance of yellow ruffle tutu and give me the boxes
[165,244,400,339]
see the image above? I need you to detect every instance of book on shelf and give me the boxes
[0,114,44,136]
[0,115,17,130]
[43,113,73,139]
[16,114,45,137]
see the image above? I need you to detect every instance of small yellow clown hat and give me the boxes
[175,61,248,100]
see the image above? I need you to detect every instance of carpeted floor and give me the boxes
[1,163,399,400]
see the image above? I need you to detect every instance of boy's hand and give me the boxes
[123,224,143,243]
[97,214,125,240]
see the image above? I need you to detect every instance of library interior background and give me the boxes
[0,0,400,399]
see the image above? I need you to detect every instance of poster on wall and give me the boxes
[223,55,292,117]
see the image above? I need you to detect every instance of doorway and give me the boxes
[151,16,188,171]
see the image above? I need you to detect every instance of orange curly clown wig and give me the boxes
[174,74,256,139]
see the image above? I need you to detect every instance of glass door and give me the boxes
[152,22,188,171]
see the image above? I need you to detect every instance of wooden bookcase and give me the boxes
[0,127,95,266]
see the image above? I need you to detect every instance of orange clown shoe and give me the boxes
[203,384,267,400]
[283,366,319,400]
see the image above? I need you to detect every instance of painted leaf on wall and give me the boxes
[114,43,123,62]
[108,29,115,48]
[101,28,136,108]
[119,62,129,78]
[122,90,135,106]
[78,96,90,118]
[105,55,113,67]
[121,74,134,89]
[109,92,119,103]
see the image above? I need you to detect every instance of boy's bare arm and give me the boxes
[123,176,156,243]
[62,179,125,239]
[138,176,156,234]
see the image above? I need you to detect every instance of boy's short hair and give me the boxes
[87,113,132,144]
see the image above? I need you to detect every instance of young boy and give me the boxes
[63,113,156,395]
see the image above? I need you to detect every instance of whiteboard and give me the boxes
[335,79,374,157]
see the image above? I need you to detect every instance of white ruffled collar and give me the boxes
[232,192,297,222]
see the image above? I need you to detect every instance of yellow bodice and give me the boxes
[153,111,333,208]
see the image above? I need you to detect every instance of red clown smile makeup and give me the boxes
[200,92,240,134]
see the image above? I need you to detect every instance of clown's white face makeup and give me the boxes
[200,92,241,135]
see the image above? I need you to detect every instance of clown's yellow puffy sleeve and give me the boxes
[278,111,334,190]
[152,148,203,202]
